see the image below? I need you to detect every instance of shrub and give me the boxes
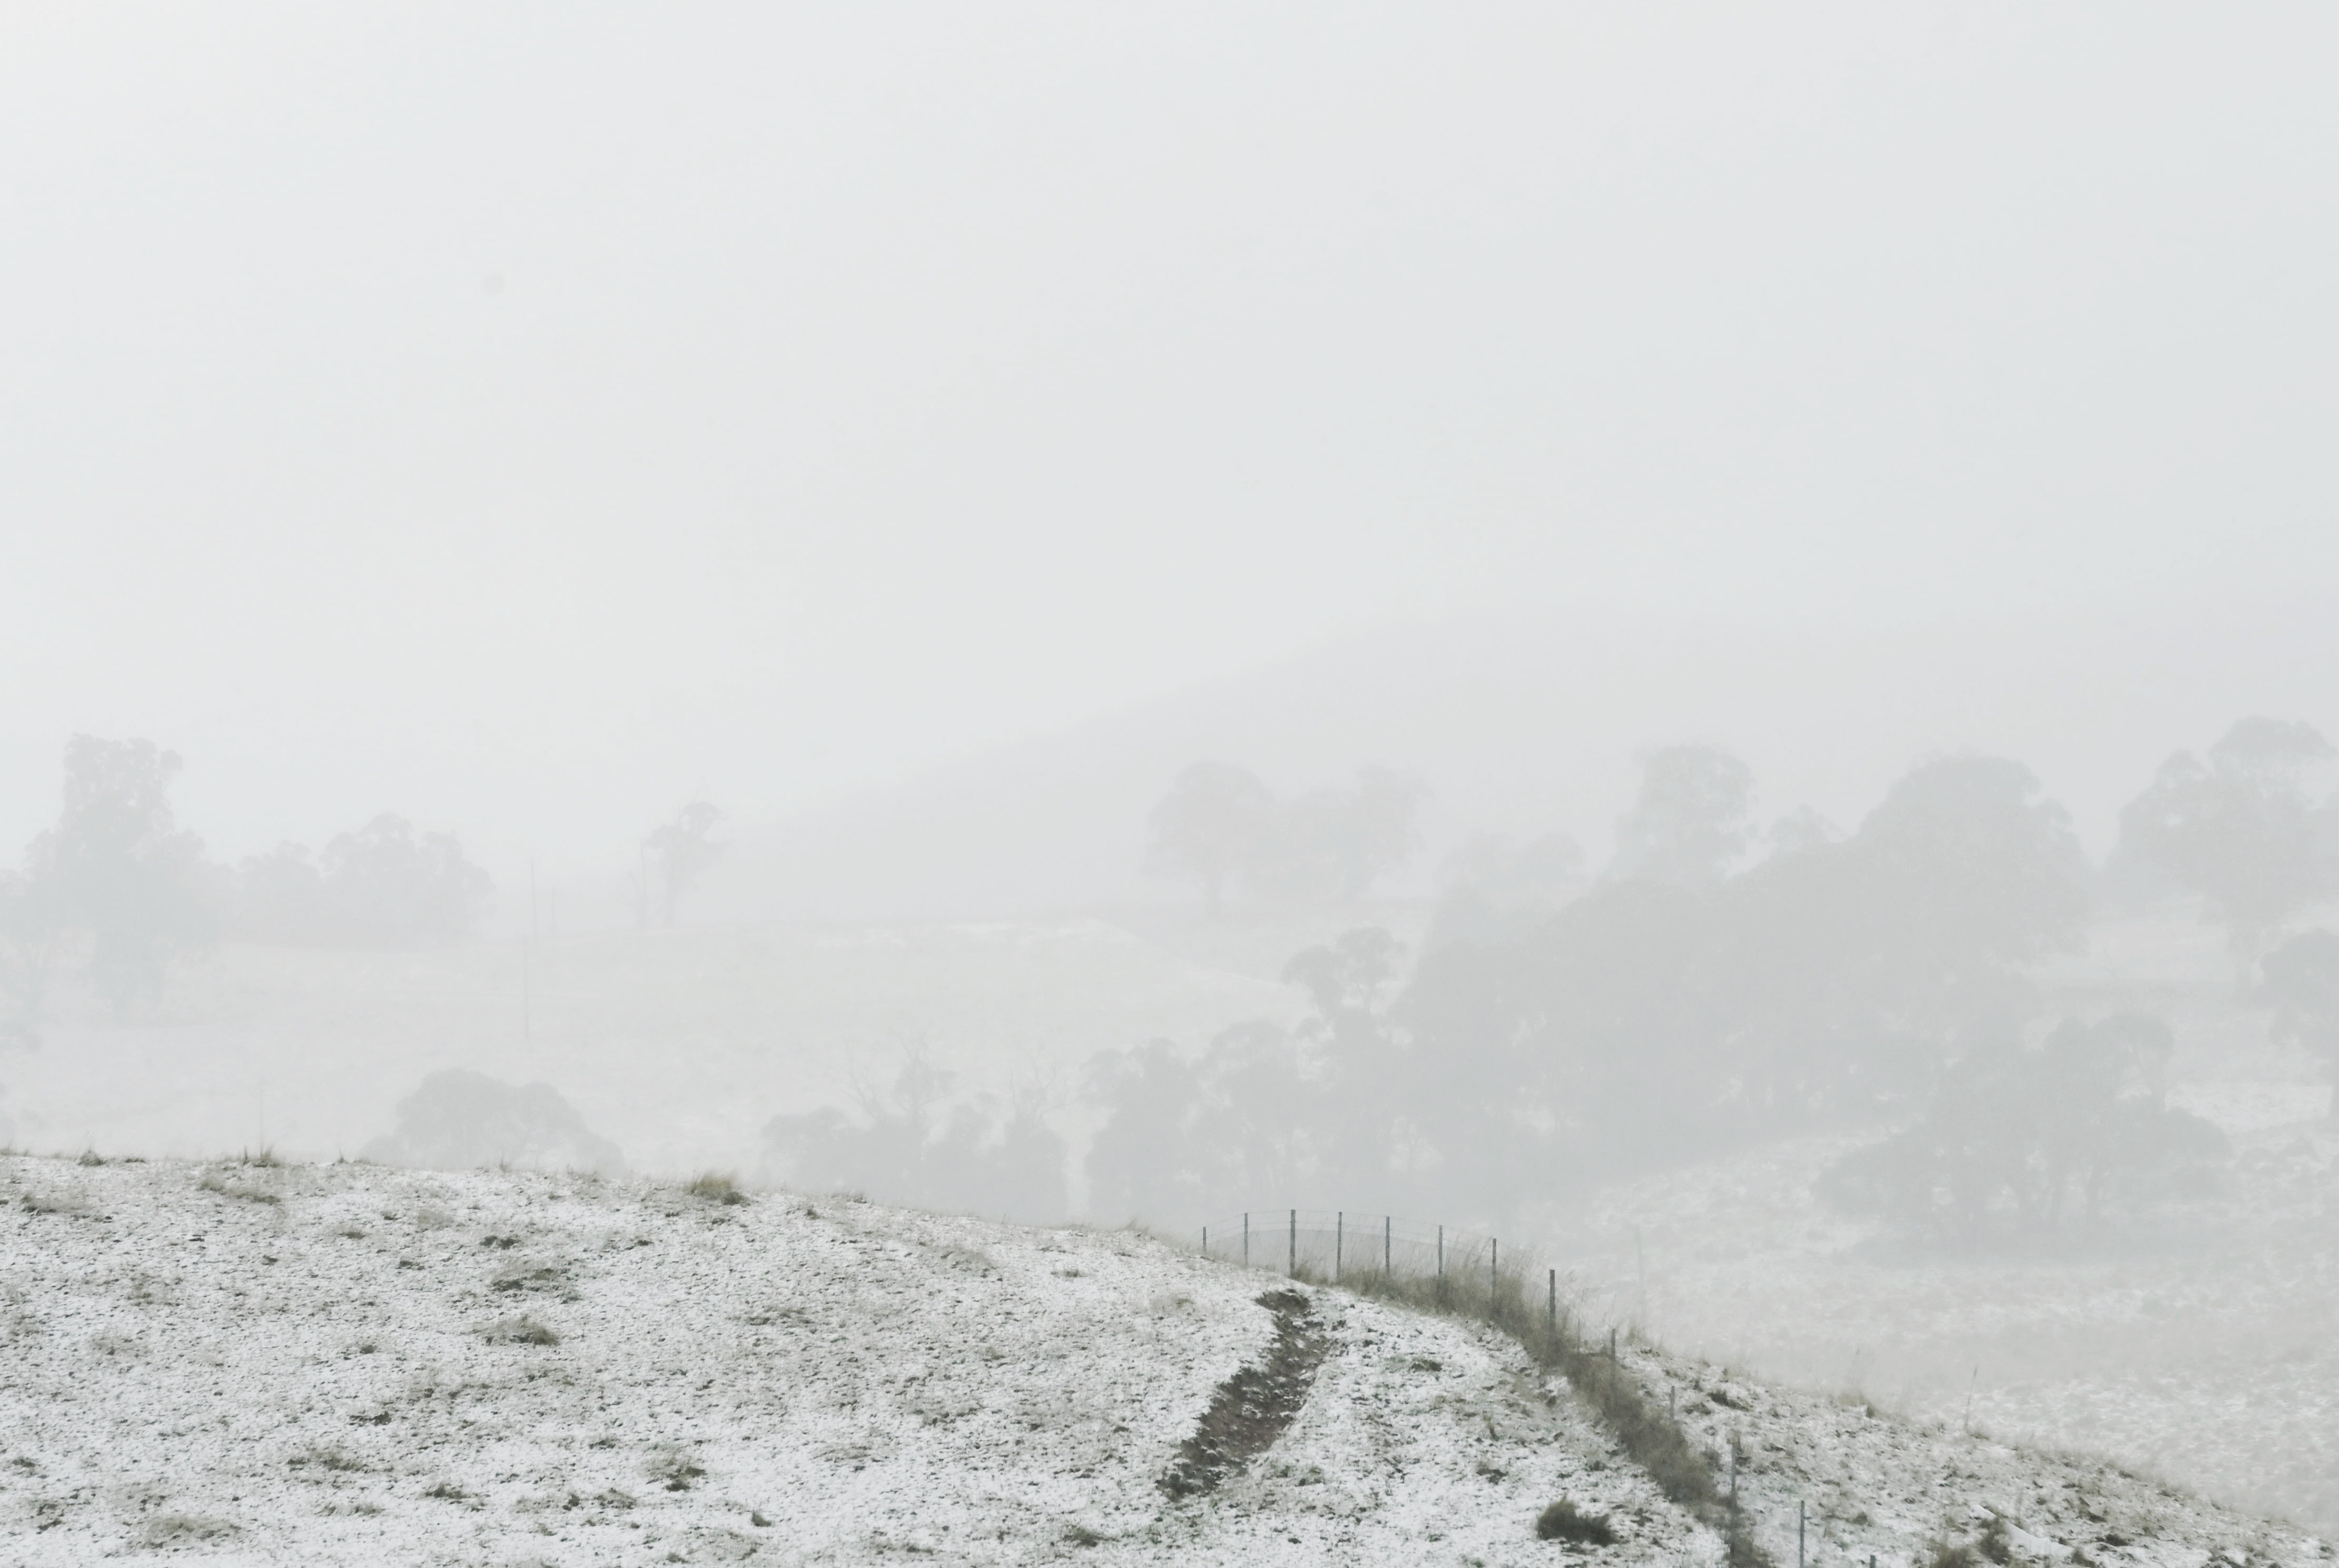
[1537,1499,1616,1544]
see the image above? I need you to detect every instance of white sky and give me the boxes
[4,4,2335,880]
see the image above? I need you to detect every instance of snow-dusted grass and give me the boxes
[3,1154,2323,1567]
[0,1155,1671,1565]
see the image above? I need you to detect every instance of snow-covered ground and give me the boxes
[1545,1105,2339,1535]
[3,1155,2325,1567]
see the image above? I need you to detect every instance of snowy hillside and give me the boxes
[2,1154,2327,1568]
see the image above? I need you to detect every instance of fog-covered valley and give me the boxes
[10,3,2339,1560]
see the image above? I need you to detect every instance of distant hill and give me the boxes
[686,595,2336,924]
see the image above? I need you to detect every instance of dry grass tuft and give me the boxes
[20,1190,85,1215]
[1316,1244,1767,1564]
[484,1315,560,1346]
[685,1172,751,1205]
[196,1169,280,1204]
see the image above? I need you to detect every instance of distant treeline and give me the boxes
[0,736,499,1030]
[1098,721,2339,1244]
[0,736,731,1038]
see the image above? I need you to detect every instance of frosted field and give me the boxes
[3,1154,2325,1568]
[1550,1103,2339,1535]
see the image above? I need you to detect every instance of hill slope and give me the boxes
[1,1155,2326,1567]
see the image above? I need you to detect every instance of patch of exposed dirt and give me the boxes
[1160,1289,1329,1499]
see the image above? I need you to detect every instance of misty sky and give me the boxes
[6,4,2336,874]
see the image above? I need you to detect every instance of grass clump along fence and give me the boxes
[1537,1498,1617,1544]
[1210,1210,1766,1564]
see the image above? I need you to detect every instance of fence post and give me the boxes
[1384,1215,1390,1276]
[1243,1212,1249,1269]
[1288,1209,1296,1278]
[1799,1499,1806,1568]
[1490,1237,1498,1306]
[1202,1224,1208,1255]
[1335,1212,1342,1283]
[1436,1224,1444,1302]
[1546,1268,1556,1341]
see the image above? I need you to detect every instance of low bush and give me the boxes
[1537,1499,1616,1544]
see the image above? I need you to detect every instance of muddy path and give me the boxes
[1160,1289,1331,1499]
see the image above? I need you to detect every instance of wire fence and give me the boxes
[1196,1208,1867,1568]
[1194,1206,1588,1336]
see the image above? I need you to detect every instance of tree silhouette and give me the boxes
[1610,745,1755,886]
[1245,766,1431,907]
[2119,717,2335,974]
[644,801,724,927]
[316,815,494,947]
[24,736,216,1014]
[1145,763,1274,917]
[229,820,491,948]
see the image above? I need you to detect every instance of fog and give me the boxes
[7,0,2339,1535]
